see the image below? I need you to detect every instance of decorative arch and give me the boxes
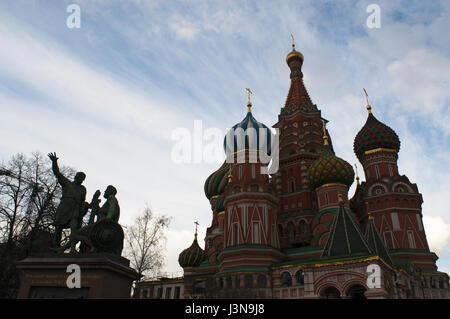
[368,182,389,196]
[392,181,413,193]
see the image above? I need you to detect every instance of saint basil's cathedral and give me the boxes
[134,45,450,299]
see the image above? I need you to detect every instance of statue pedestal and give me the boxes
[16,253,140,299]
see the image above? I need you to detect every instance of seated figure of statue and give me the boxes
[63,185,124,255]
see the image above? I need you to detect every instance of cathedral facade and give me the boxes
[134,46,449,299]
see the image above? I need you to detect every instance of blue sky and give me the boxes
[0,0,449,275]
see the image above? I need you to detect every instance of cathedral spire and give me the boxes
[283,41,314,112]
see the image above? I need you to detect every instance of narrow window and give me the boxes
[233,223,239,245]
[165,287,172,299]
[289,179,295,192]
[238,165,242,180]
[391,212,400,230]
[299,220,307,235]
[407,230,416,249]
[375,165,380,179]
[251,164,256,179]
[416,214,423,231]
[384,231,394,249]
[388,165,393,177]
[271,224,276,246]
[324,193,329,205]
[253,222,260,244]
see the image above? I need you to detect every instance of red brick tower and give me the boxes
[220,96,282,274]
[353,95,437,271]
[272,44,332,249]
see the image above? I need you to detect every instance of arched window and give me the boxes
[299,220,307,235]
[295,270,304,285]
[320,286,341,299]
[346,285,367,299]
[244,274,253,288]
[281,272,292,287]
[289,179,295,192]
[287,222,296,243]
[226,276,232,289]
[278,224,283,238]
[257,275,267,288]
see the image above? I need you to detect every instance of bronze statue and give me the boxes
[48,153,124,255]
[48,152,87,253]
[75,185,124,255]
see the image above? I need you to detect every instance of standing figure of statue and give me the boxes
[48,152,87,253]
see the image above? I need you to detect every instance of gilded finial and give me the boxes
[321,119,329,146]
[354,164,360,185]
[246,88,253,112]
[291,33,295,50]
[228,165,232,183]
[363,88,372,114]
[365,202,373,220]
[194,221,199,240]
[338,193,343,203]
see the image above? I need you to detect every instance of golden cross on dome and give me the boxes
[291,33,295,49]
[354,163,360,185]
[194,221,199,240]
[246,88,253,112]
[363,88,372,114]
[321,119,329,146]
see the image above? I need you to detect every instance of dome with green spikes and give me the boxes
[204,161,229,200]
[307,144,354,190]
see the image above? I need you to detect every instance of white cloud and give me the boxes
[1,1,449,276]
[423,216,450,256]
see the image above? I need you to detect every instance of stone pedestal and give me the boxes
[16,253,140,299]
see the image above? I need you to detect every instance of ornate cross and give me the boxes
[194,221,199,240]
[246,88,253,103]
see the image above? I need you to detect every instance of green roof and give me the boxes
[322,202,371,258]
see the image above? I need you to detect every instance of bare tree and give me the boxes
[0,152,74,298]
[124,206,171,280]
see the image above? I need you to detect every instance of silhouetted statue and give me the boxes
[48,152,87,253]
[76,185,124,255]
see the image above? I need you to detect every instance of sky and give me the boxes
[0,0,449,276]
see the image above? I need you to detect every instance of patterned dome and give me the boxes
[354,113,400,161]
[307,145,354,190]
[178,237,205,268]
[223,111,272,156]
[204,161,229,200]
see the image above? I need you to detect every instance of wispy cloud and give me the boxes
[0,0,449,274]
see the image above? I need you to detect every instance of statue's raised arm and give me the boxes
[47,152,70,186]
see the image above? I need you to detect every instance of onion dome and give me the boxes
[204,161,229,200]
[223,110,272,156]
[353,93,400,161]
[286,43,304,64]
[307,123,354,190]
[178,226,205,268]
